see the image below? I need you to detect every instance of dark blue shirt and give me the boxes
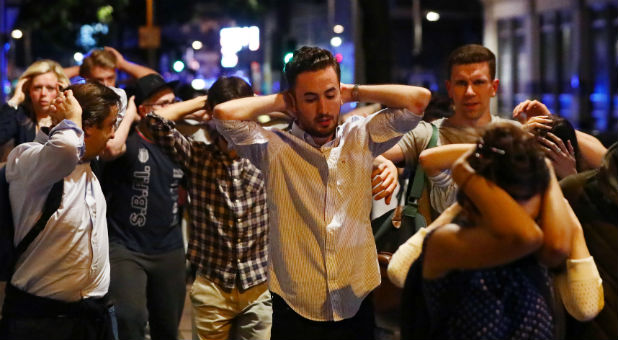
[102,128,184,254]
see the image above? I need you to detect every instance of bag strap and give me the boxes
[13,180,64,260]
[406,123,438,203]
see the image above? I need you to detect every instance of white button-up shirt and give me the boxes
[216,108,422,321]
[6,120,110,302]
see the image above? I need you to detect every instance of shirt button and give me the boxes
[236,218,242,223]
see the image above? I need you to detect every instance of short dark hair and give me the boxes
[447,44,496,80]
[79,49,117,78]
[457,122,549,215]
[68,82,121,129]
[284,46,341,90]
[206,76,254,111]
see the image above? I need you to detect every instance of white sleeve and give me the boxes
[387,227,428,288]
[428,170,458,214]
[555,256,604,321]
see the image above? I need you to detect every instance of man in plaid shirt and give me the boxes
[143,77,271,340]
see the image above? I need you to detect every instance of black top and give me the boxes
[0,104,36,146]
[102,128,185,254]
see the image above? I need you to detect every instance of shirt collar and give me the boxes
[289,121,340,148]
[33,126,51,144]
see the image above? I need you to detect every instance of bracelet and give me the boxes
[352,84,360,102]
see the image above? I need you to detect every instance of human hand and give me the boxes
[49,87,82,125]
[513,99,551,123]
[372,156,399,204]
[8,78,28,106]
[538,132,577,179]
[104,46,125,68]
[523,115,553,135]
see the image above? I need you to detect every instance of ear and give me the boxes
[285,90,298,117]
[137,105,149,118]
[490,79,499,97]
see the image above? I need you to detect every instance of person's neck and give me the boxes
[446,111,492,128]
[310,134,334,147]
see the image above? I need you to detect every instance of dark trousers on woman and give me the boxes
[270,292,376,340]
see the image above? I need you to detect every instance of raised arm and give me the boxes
[105,46,156,79]
[513,99,607,169]
[535,160,573,267]
[575,130,606,168]
[213,93,289,121]
[422,154,543,279]
[63,66,80,80]
[419,143,475,177]
[99,96,138,161]
[340,84,431,115]
[154,95,207,122]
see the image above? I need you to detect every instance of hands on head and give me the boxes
[49,84,82,128]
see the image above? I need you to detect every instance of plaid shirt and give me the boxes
[145,113,268,290]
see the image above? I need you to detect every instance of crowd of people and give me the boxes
[0,42,614,340]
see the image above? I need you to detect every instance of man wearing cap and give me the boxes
[100,73,186,340]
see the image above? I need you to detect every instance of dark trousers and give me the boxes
[271,292,376,340]
[109,243,186,340]
[0,283,117,340]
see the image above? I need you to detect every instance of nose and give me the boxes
[464,84,476,96]
[317,97,326,114]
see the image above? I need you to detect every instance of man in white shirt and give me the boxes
[213,46,431,340]
[1,82,120,340]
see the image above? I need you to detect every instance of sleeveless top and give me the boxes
[421,232,555,339]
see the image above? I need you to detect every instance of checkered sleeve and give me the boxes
[144,112,194,169]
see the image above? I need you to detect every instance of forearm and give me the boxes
[537,168,573,267]
[214,93,287,121]
[154,96,207,122]
[118,60,156,79]
[419,144,474,176]
[63,66,80,79]
[143,113,192,168]
[352,84,431,115]
[99,116,133,161]
[575,130,606,168]
[453,161,541,241]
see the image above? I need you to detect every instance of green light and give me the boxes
[173,60,185,72]
[283,52,294,64]
[97,5,113,24]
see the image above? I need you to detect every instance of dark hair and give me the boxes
[206,76,254,111]
[68,82,121,129]
[447,44,496,80]
[284,46,341,90]
[79,49,117,78]
[534,115,583,172]
[457,122,550,215]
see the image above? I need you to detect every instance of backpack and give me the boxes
[0,166,63,281]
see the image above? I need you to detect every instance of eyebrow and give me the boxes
[303,87,337,97]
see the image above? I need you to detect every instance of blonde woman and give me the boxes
[0,60,69,148]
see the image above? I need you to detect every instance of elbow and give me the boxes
[419,149,436,175]
[213,106,232,120]
[410,88,432,114]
